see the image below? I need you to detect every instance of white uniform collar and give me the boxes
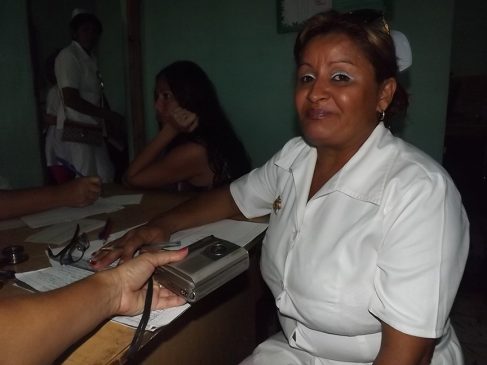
[274,123,397,205]
[71,40,96,61]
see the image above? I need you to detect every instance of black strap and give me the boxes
[126,276,153,360]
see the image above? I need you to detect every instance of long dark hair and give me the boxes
[156,61,251,185]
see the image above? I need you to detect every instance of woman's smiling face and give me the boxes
[295,32,391,152]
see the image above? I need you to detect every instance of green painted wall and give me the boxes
[0,0,43,188]
[389,0,454,161]
[141,0,453,165]
[0,0,459,188]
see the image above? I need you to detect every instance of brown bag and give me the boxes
[62,124,104,146]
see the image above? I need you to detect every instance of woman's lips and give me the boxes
[306,108,332,119]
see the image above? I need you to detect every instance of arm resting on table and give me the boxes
[0,177,101,220]
[91,185,241,269]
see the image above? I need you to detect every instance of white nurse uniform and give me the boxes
[232,123,469,364]
[52,41,114,182]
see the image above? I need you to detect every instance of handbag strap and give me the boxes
[56,87,66,130]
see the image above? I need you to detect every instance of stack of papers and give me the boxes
[21,197,129,229]
[20,194,143,245]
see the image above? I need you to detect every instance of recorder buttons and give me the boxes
[208,243,227,257]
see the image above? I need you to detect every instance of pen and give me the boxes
[56,156,85,177]
[140,241,182,250]
[98,218,113,241]
[96,241,182,253]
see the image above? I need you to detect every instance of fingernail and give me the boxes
[89,258,97,265]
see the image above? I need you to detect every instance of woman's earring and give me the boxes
[378,110,385,122]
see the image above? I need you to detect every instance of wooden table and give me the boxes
[0,186,275,365]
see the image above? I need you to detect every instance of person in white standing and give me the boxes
[49,9,123,182]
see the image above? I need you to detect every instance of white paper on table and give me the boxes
[25,219,106,245]
[103,194,143,206]
[0,218,25,231]
[20,198,124,229]
[15,265,92,292]
[112,304,191,331]
[15,265,190,331]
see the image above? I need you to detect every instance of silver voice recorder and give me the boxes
[154,235,249,303]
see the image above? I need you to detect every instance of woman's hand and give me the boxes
[90,224,170,270]
[62,177,102,208]
[101,249,188,316]
[166,106,199,133]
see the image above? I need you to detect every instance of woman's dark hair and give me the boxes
[156,61,251,186]
[294,10,408,125]
[70,13,103,37]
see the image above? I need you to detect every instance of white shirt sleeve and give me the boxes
[230,150,285,219]
[369,172,469,338]
[45,86,60,116]
[55,50,80,90]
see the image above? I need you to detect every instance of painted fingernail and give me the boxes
[89,258,97,265]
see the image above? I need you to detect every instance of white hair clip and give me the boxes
[391,30,412,72]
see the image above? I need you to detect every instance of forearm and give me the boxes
[125,127,177,182]
[0,187,70,220]
[0,273,117,365]
[62,88,110,120]
[149,185,241,234]
[373,322,435,365]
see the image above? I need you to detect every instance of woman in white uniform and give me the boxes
[48,10,123,183]
[92,9,469,365]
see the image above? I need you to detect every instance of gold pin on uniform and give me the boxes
[273,195,282,214]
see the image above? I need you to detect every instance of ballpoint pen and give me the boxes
[56,156,85,177]
[96,241,182,253]
[140,241,182,250]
